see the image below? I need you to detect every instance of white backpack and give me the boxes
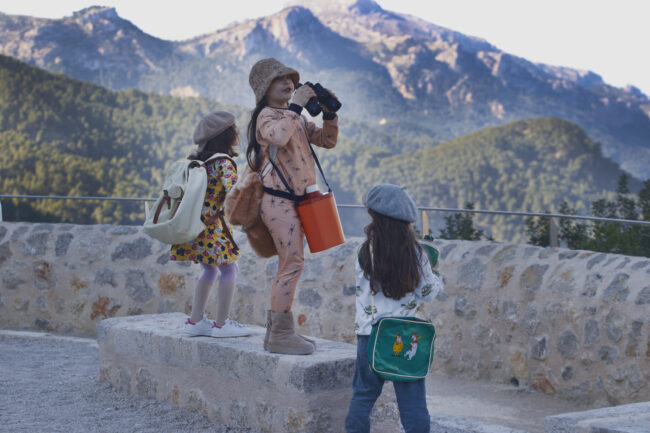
[144,153,236,244]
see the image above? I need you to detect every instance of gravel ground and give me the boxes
[0,330,604,433]
[0,332,250,433]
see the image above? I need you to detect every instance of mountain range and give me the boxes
[0,53,640,241]
[1,0,648,180]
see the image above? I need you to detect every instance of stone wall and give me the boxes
[0,222,648,404]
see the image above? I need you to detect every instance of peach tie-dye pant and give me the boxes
[259,193,305,313]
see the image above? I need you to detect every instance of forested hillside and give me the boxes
[0,54,247,223]
[0,55,640,242]
[319,117,641,240]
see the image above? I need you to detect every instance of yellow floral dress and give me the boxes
[170,158,240,265]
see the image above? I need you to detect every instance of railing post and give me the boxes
[0,200,3,222]
[421,210,429,237]
[549,217,559,247]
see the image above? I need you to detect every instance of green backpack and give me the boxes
[368,316,436,382]
[359,242,438,382]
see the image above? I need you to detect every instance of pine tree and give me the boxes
[558,201,588,249]
[438,202,486,241]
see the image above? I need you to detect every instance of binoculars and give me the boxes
[296,82,342,117]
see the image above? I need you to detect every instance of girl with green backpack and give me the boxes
[345,184,443,433]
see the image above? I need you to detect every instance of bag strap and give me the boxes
[369,242,376,322]
[265,155,305,202]
[204,209,239,253]
[300,117,332,193]
[200,154,240,252]
[153,190,172,224]
[152,187,184,224]
[261,146,277,179]
[218,211,239,253]
[262,116,333,203]
[260,145,305,202]
[358,241,377,321]
[169,188,184,220]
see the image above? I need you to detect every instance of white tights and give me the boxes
[190,262,239,325]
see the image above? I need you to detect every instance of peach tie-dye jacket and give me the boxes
[256,106,338,196]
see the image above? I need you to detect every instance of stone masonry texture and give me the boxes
[0,222,648,405]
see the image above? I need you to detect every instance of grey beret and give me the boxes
[364,184,418,223]
[193,111,236,148]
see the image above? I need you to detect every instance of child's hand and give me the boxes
[291,85,316,107]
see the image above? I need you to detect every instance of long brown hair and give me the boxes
[246,96,268,171]
[189,126,239,161]
[361,209,424,300]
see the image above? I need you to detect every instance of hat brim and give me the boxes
[258,67,300,102]
[274,67,300,85]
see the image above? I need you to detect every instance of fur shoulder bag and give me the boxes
[225,165,277,258]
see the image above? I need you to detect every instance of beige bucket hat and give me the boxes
[248,58,300,103]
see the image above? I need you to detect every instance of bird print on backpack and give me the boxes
[404,332,421,360]
[392,333,404,356]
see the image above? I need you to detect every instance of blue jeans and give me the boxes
[345,335,430,433]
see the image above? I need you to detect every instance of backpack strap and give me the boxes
[153,190,172,224]
[201,153,237,171]
[153,188,185,225]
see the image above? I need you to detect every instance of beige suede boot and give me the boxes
[264,309,316,351]
[267,311,315,355]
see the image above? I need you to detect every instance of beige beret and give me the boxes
[249,58,300,103]
[193,111,236,148]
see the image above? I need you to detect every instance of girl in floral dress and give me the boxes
[171,111,249,338]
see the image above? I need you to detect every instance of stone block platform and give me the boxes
[545,401,650,433]
[97,313,357,432]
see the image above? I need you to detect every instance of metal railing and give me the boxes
[2,194,649,247]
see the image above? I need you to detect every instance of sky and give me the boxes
[1,0,649,96]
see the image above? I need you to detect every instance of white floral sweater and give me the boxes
[354,248,443,335]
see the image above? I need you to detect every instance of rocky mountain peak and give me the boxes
[285,0,385,15]
[348,0,385,15]
[624,85,649,101]
[72,6,119,20]
[281,5,321,27]
[66,6,155,40]
[64,6,125,36]
[253,5,331,45]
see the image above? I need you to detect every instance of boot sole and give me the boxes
[268,346,315,355]
[264,335,315,351]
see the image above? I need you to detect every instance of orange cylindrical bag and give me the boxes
[264,122,346,253]
[297,189,345,253]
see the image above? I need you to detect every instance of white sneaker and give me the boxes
[211,317,251,338]
[183,316,215,337]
